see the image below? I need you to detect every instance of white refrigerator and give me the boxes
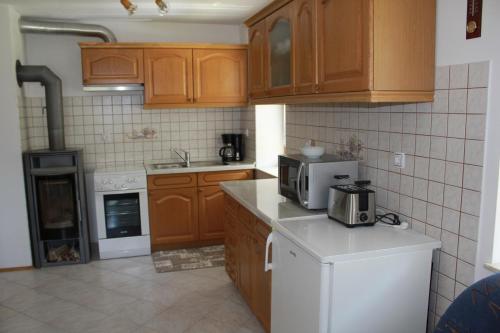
[266,217,441,333]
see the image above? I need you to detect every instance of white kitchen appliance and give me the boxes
[265,216,441,333]
[86,165,150,259]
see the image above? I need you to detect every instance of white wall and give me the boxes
[0,5,33,269]
[255,105,285,171]
[24,20,247,97]
[435,0,500,279]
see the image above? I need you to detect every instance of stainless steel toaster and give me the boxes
[327,185,376,227]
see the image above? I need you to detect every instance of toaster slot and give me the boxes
[359,192,369,211]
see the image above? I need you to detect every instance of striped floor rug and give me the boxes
[152,245,225,273]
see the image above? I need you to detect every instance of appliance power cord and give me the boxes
[376,213,401,226]
[375,211,409,230]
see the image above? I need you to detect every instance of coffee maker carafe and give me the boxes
[219,134,235,164]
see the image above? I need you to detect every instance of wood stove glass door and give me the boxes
[35,174,80,240]
[103,193,142,238]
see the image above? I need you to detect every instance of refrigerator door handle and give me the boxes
[265,232,274,272]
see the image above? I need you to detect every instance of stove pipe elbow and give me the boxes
[16,61,65,151]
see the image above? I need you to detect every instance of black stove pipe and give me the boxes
[16,60,65,151]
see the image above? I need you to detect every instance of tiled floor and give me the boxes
[0,256,264,333]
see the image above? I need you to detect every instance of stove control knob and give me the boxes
[121,184,128,189]
[127,177,136,183]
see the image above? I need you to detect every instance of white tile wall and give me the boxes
[286,61,489,332]
[20,94,247,168]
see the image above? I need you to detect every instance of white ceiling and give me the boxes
[0,0,271,24]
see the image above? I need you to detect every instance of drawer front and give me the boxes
[224,194,239,216]
[198,169,254,186]
[148,173,197,190]
[255,219,271,240]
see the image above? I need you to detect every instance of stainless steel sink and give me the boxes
[189,160,225,167]
[149,160,224,170]
[150,163,187,170]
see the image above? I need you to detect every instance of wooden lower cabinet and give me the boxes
[238,226,254,302]
[148,188,199,246]
[252,233,271,332]
[224,193,271,333]
[148,169,253,250]
[198,186,225,240]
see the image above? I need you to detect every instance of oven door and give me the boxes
[279,156,306,205]
[95,189,149,239]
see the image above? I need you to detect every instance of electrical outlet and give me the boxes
[393,152,406,168]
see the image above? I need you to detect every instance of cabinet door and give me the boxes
[148,188,198,246]
[248,20,267,99]
[238,226,254,303]
[293,0,317,94]
[266,5,294,97]
[81,48,144,84]
[252,233,271,333]
[193,49,247,105]
[198,186,225,240]
[317,0,372,93]
[144,49,193,105]
[224,212,239,284]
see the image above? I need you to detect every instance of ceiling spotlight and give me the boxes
[120,0,137,15]
[155,0,169,16]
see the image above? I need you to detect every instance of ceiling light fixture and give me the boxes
[120,0,137,15]
[155,0,169,16]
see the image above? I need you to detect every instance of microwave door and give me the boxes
[297,162,307,207]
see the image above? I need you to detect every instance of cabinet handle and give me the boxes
[187,98,192,102]
[193,98,197,103]
[264,232,273,272]
[315,84,320,93]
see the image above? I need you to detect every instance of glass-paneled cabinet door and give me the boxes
[266,4,293,97]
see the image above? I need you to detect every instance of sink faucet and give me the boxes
[172,149,191,167]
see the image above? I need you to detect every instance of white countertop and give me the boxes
[273,216,441,263]
[145,160,256,175]
[220,179,324,225]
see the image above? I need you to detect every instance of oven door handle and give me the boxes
[297,162,305,207]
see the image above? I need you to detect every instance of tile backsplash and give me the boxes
[19,94,246,169]
[286,61,489,331]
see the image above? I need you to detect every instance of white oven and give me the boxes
[86,166,150,259]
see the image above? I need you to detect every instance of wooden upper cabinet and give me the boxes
[248,21,267,99]
[193,49,248,105]
[81,48,144,84]
[246,0,436,103]
[266,4,294,97]
[293,0,317,94]
[148,187,199,246]
[317,0,372,93]
[198,186,225,240]
[144,49,193,106]
[373,0,436,91]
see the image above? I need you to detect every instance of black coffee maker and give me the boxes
[219,134,244,163]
